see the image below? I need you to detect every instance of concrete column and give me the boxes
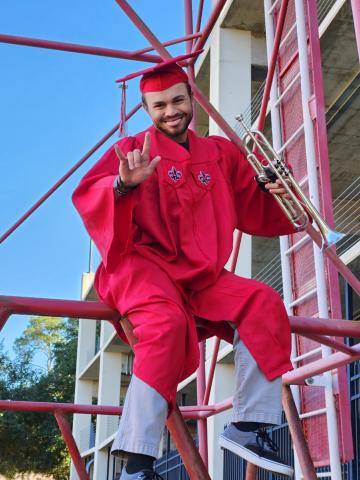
[101,319,115,348]
[93,351,123,480]
[70,273,96,480]
[209,27,253,279]
[206,26,254,480]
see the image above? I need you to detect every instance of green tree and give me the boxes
[0,318,78,480]
[14,316,66,373]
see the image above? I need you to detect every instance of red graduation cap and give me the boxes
[116,49,203,137]
[116,50,203,89]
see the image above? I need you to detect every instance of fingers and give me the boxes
[114,144,127,163]
[146,155,161,174]
[127,151,135,170]
[141,132,151,158]
[133,149,142,168]
[265,180,287,195]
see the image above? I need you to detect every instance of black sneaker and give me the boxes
[219,423,294,477]
[120,467,164,479]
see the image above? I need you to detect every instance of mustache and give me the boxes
[162,114,184,121]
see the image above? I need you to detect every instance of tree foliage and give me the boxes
[0,317,78,480]
[14,316,67,373]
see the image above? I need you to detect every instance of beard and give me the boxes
[154,109,193,141]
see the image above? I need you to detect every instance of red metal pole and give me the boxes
[0,33,161,63]
[245,462,258,480]
[0,103,141,245]
[230,231,242,273]
[0,309,11,332]
[115,0,171,59]
[3,295,360,337]
[54,410,90,480]
[0,295,118,320]
[305,0,345,326]
[282,386,317,479]
[133,32,201,55]
[306,225,360,296]
[192,0,228,53]
[203,337,220,405]
[196,341,209,466]
[0,399,204,420]
[301,333,357,356]
[184,6,195,55]
[283,343,360,385]
[195,0,205,34]
[289,315,360,337]
[350,0,360,62]
[0,400,123,415]
[257,0,289,133]
[184,0,197,131]
[167,407,211,479]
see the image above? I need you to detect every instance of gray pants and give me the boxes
[111,331,282,458]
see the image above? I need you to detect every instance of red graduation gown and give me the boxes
[73,126,295,405]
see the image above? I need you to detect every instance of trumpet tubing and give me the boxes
[235,116,345,248]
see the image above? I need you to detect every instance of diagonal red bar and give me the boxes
[301,333,357,356]
[115,0,171,59]
[54,410,89,480]
[306,225,360,296]
[0,33,161,63]
[192,0,228,53]
[0,103,142,245]
[195,0,205,34]
[283,344,360,385]
[256,0,289,133]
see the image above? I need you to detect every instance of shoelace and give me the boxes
[255,428,279,453]
[138,472,164,480]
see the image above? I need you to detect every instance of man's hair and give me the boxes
[142,83,192,107]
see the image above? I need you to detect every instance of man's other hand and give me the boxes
[264,179,290,198]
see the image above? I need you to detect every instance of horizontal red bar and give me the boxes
[1,295,359,337]
[0,400,207,420]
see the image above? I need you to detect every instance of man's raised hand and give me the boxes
[115,132,161,187]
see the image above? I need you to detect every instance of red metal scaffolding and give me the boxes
[0,1,359,479]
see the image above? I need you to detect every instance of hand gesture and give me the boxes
[115,132,161,187]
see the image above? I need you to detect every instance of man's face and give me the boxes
[143,82,193,143]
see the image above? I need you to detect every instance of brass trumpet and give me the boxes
[235,115,345,249]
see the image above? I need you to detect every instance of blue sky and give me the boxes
[0,0,209,365]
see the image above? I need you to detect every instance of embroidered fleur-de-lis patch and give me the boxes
[198,170,211,185]
[168,166,182,182]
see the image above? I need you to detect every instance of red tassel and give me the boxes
[119,82,128,137]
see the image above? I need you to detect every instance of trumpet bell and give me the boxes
[323,229,346,249]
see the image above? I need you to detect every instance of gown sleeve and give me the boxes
[215,137,296,237]
[72,136,141,272]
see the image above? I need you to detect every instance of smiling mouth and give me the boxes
[164,116,184,127]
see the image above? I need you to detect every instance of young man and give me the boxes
[73,62,295,479]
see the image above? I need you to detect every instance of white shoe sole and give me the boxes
[219,434,294,477]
